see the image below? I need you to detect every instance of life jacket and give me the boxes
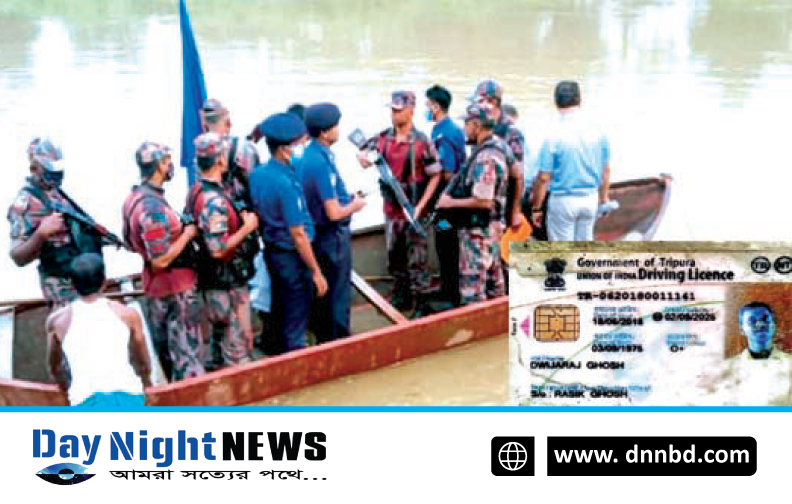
[23,184,103,278]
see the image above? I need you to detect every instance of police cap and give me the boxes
[260,112,307,145]
[305,103,342,131]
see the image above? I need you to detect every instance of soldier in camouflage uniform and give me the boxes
[122,142,204,381]
[472,80,526,232]
[355,91,442,317]
[187,133,260,367]
[435,103,510,305]
[8,138,102,308]
[202,98,263,357]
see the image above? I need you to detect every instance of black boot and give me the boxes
[411,294,434,319]
[391,286,414,312]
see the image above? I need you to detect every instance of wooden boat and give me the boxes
[0,175,672,406]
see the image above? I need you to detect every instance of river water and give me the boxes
[2,0,791,302]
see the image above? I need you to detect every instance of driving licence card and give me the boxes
[509,242,792,406]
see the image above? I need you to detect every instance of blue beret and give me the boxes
[260,112,306,144]
[305,103,341,131]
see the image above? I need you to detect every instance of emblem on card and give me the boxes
[543,258,567,291]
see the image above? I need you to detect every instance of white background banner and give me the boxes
[0,410,782,502]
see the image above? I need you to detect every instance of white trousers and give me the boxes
[547,192,599,241]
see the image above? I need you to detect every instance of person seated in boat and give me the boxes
[530,81,611,241]
[187,132,260,368]
[425,84,466,309]
[122,141,204,382]
[355,90,442,318]
[200,98,262,366]
[250,113,328,354]
[7,138,104,309]
[46,253,151,407]
[298,102,366,344]
[435,102,509,305]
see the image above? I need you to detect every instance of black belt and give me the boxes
[264,242,297,254]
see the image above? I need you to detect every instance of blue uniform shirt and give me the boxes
[431,116,466,175]
[297,140,351,230]
[250,157,314,250]
[537,109,610,196]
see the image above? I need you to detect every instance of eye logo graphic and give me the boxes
[36,463,95,485]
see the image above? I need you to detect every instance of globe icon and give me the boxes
[498,442,528,471]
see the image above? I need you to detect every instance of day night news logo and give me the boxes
[33,429,327,485]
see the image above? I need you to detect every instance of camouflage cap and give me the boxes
[387,90,416,110]
[194,132,227,159]
[473,79,503,102]
[232,140,260,174]
[135,141,172,167]
[27,137,64,172]
[460,102,496,127]
[201,98,230,123]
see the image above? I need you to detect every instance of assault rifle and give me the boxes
[52,189,130,250]
[348,128,426,238]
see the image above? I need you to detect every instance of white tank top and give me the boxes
[61,298,144,405]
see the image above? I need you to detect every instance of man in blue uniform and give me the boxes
[250,113,328,354]
[426,85,466,307]
[298,103,366,343]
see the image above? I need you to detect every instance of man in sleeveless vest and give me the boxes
[8,138,103,308]
[435,102,510,305]
[355,90,442,317]
[250,113,328,354]
[188,133,260,368]
[122,141,204,382]
[46,253,150,407]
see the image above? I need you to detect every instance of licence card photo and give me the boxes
[509,242,792,407]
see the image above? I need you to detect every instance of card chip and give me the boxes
[534,305,580,342]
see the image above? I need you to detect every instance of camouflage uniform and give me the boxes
[473,80,526,289]
[222,138,261,351]
[190,178,248,365]
[123,143,206,382]
[456,134,511,305]
[7,178,80,308]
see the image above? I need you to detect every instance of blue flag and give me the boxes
[179,0,207,188]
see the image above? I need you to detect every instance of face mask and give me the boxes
[291,144,305,165]
[425,108,434,122]
[41,170,64,189]
[165,162,175,181]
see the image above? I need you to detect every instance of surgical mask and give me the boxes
[425,108,434,122]
[165,162,175,181]
[40,170,64,189]
[291,144,305,166]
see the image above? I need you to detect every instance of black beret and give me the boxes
[305,103,342,131]
[260,112,306,144]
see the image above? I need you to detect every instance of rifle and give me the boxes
[348,128,426,238]
[52,189,130,250]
